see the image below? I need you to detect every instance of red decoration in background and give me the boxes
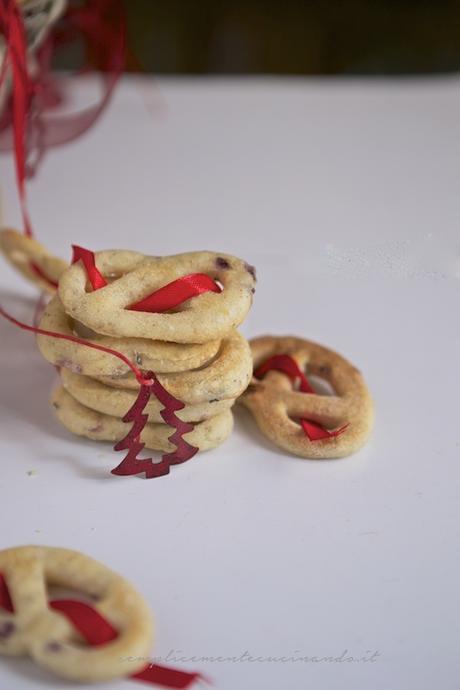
[0,0,126,236]
[254,354,349,442]
[29,261,59,289]
[0,0,34,235]
[111,372,198,479]
[0,573,206,689]
[72,244,107,290]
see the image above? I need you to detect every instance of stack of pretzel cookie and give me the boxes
[36,249,256,459]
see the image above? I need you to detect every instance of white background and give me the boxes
[0,77,459,690]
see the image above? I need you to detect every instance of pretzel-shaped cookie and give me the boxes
[60,368,235,422]
[58,249,256,343]
[94,330,253,403]
[37,294,221,376]
[239,336,374,459]
[52,386,234,452]
[0,545,153,682]
[0,229,67,293]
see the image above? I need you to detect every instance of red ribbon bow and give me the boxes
[254,354,349,441]
[0,573,205,689]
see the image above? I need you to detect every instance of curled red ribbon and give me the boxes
[254,354,349,441]
[0,0,33,235]
[72,244,107,290]
[0,573,205,689]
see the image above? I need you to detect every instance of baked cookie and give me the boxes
[37,294,221,376]
[0,545,153,682]
[95,329,253,403]
[60,368,235,423]
[58,249,256,342]
[239,336,374,459]
[52,386,234,452]
[0,229,67,293]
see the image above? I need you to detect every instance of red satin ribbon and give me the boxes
[129,274,221,313]
[254,354,315,394]
[254,354,349,441]
[0,574,204,689]
[72,244,107,290]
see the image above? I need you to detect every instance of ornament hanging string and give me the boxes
[0,573,207,689]
[254,354,349,441]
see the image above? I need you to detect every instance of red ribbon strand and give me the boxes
[0,303,150,385]
[0,0,33,235]
[254,354,349,441]
[0,0,126,236]
[0,574,204,689]
[254,354,315,394]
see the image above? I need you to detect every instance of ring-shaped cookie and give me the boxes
[37,294,221,376]
[94,330,253,404]
[0,545,153,682]
[58,250,256,343]
[239,336,374,459]
[52,387,234,452]
[0,229,67,294]
[60,368,235,422]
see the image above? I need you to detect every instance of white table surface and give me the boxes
[0,76,459,690]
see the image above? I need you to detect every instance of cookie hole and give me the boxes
[47,585,101,605]
[72,320,100,339]
[305,374,336,396]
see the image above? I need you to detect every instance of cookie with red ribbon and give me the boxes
[239,336,374,459]
[58,249,256,343]
[0,545,153,682]
[0,228,67,293]
[37,294,222,376]
[52,386,234,452]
